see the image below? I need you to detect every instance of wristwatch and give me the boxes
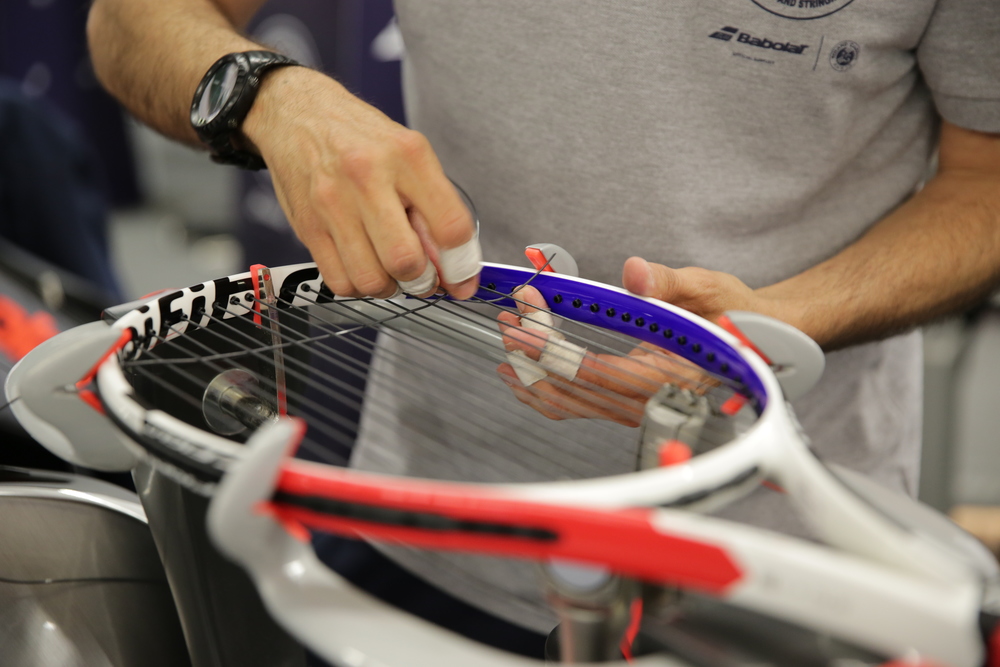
[190,51,300,170]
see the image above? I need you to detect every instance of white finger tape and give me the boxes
[397,261,438,295]
[507,350,547,387]
[520,311,568,353]
[520,310,555,333]
[439,236,483,284]
[538,338,587,381]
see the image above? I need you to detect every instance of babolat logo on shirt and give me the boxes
[710,26,810,54]
[709,26,739,41]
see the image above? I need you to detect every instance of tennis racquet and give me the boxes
[6,260,999,667]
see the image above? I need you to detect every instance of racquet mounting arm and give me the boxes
[542,561,638,663]
[637,384,711,470]
[4,321,139,471]
[207,420,674,667]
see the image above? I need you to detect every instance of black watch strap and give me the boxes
[190,51,301,171]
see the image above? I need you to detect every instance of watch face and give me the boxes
[195,61,240,125]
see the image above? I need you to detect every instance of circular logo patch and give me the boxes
[747,0,856,20]
[829,40,860,71]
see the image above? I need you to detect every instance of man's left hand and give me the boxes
[497,284,719,426]
[621,256,786,327]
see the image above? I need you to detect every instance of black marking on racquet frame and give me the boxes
[272,491,559,542]
[660,465,761,508]
[98,386,228,487]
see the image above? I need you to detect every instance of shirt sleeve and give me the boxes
[917,0,1000,133]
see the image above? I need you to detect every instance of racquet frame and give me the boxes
[16,261,995,666]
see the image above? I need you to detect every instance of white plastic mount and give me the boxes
[724,310,825,401]
[4,321,138,471]
[207,420,680,667]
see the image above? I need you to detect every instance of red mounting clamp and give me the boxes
[524,244,579,277]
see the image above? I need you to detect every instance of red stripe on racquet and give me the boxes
[273,465,744,593]
[76,328,133,390]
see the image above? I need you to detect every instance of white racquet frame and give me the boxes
[7,261,998,667]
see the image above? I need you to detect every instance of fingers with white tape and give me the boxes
[397,260,438,295]
[439,235,483,285]
[396,209,441,296]
[538,338,587,381]
[396,203,482,297]
[502,286,586,386]
[508,350,548,386]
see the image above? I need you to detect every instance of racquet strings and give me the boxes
[124,290,748,475]
[118,287,753,480]
[125,307,630,477]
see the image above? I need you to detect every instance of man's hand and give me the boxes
[621,121,1000,354]
[87,0,480,301]
[243,67,479,299]
[621,256,785,326]
[618,122,1000,352]
[496,286,714,426]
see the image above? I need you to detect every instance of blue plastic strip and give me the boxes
[472,265,768,413]
[125,262,768,414]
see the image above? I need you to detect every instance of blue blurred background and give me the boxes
[0,0,404,292]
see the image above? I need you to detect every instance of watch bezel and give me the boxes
[189,51,300,170]
[190,52,254,140]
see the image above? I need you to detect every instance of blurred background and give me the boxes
[0,0,998,549]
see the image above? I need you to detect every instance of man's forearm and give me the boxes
[87,0,267,145]
[759,156,1000,350]
[88,0,480,302]
[623,124,1000,352]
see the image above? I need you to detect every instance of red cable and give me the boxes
[619,597,643,662]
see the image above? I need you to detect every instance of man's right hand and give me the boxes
[241,66,480,299]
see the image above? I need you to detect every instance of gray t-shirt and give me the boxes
[351,0,1000,633]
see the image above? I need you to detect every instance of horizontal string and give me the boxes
[116,284,752,482]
